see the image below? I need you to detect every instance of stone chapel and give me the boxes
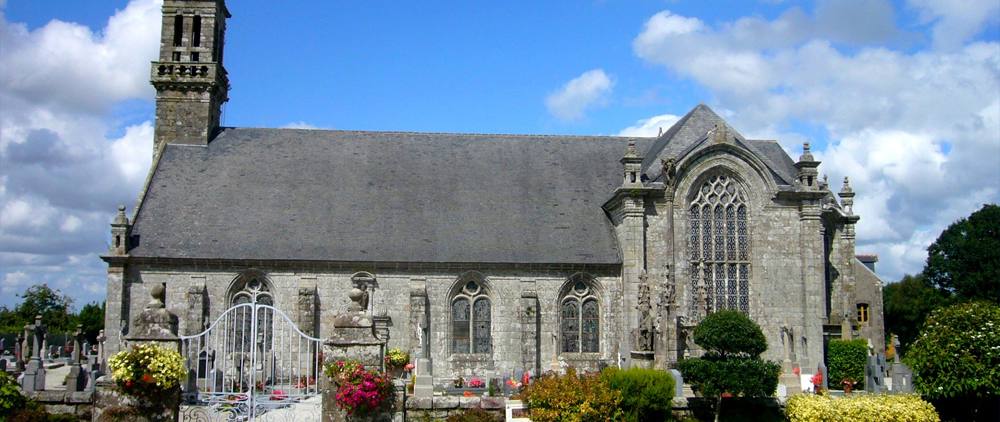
[102,0,885,382]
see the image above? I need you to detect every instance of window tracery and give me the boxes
[451,279,491,354]
[688,174,751,316]
[560,279,600,353]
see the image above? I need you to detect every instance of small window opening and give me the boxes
[630,172,637,183]
[857,303,869,324]
[172,15,183,47]
[115,236,121,248]
[191,52,199,62]
[172,51,181,62]
[192,16,202,47]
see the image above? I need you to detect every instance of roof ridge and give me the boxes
[225,126,650,141]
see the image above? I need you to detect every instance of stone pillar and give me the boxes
[102,264,127,363]
[408,279,429,359]
[22,315,46,392]
[621,194,646,368]
[799,201,824,369]
[297,286,318,337]
[65,324,87,392]
[520,290,540,376]
[322,287,390,422]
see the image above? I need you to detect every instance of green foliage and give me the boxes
[924,203,1000,303]
[906,301,1000,400]
[786,394,939,422]
[692,310,767,358]
[600,367,674,422]
[445,407,503,422]
[77,301,105,342]
[0,371,28,418]
[516,367,623,422]
[677,356,780,398]
[883,274,952,357]
[827,339,867,390]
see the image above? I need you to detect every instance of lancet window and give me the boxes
[688,174,751,315]
[560,278,600,353]
[451,280,491,354]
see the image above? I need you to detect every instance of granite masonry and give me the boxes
[102,0,885,391]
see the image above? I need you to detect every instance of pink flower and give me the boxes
[404,363,415,371]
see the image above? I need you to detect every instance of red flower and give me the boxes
[792,367,800,376]
[141,373,154,383]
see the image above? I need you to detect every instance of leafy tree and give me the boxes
[924,203,1000,303]
[76,302,106,343]
[678,310,781,422]
[907,301,1000,421]
[13,284,75,334]
[883,274,952,357]
[827,339,867,390]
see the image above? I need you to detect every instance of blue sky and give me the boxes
[1,0,998,308]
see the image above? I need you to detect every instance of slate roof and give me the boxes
[129,105,799,265]
[129,129,653,264]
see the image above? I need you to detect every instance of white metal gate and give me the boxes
[179,293,323,421]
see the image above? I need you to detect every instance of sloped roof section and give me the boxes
[129,128,652,264]
[640,104,796,186]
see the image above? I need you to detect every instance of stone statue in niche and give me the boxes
[780,324,795,362]
[634,271,655,352]
[661,158,677,188]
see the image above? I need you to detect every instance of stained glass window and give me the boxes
[561,301,580,353]
[452,298,470,354]
[688,174,751,315]
[473,298,491,353]
[452,279,491,355]
[581,299,599,353]
[560,277,600,353]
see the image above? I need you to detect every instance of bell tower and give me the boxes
[150,0,230,158]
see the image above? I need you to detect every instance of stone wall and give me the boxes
[28,390,94,421]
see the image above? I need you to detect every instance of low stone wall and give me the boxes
[28,390,94,420]
[401,395,506,421]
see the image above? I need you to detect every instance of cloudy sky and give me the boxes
[1,0,997,308]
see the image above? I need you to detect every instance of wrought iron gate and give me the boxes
[179,293,323,421]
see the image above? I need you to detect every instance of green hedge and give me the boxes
[601,367,674,422]
[677,356,781,398]
[827,339,867,390]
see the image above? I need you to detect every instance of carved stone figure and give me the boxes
[635,272,655,352]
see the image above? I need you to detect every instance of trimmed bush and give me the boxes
[693,310,768,358]
[516,367,623,421]
[677,356,780,398]
[600,367,674,421]
[786,394,939,422]
[827,339,867,390]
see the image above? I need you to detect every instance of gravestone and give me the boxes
[21,316,46,392]
[865,354,886,393]
[65,324,88,391]
[891,363,913,393]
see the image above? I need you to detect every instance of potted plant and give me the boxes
[384,348,410,379]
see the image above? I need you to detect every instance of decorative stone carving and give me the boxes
[634,272,655,353]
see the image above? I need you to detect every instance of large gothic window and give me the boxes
[688,174,750,315]
[451,280,491,354]
[560,278,600,353]
[228,274,275,357]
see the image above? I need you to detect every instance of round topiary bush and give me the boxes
[693,310,767,358]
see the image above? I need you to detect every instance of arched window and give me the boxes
[228,273,274,355]
[451,279,491,354]
[560,278,600,353]
[688,174,750,315]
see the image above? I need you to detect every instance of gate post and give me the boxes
[94,283,181,422]
[322,287,390,422]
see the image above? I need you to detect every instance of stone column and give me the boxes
[102,263,127,363]
[297,286,318,337]
[621,195,646,368]
[184,284,207,336]
[408,279,434,400]
[799,201,824,369]
[322,287,390,422]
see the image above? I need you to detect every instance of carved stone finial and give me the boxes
[348,287,365,313]
[840,176,854,195]
[113,205,128,226]
[624,140,638,159]
[147,283,165,309]
[799,142,815,162]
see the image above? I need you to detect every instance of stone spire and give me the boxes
[839,176,855,215]
[794,142,821,190]
[109,205,130,256]
[621,140,643,188]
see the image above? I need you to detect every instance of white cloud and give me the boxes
[281,121,325,130]
[0,0,160,307]
[908,0,1000,50]
[545,69,614,121]
[618,113,681,137]
[630,5,1000,280]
